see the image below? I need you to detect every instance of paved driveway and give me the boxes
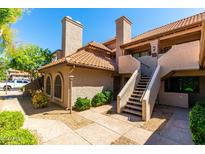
[0,90,193,145]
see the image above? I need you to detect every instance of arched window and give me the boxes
[54,75,62,99]
[46,76,51,95]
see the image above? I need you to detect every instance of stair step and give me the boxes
[123,108,142,116]
[129,97,140,101]
[127,100,142,106]
[131,94,142,97]
[135,87,146,90]
[138,82,148,85]
[141,76,151,79]
[133,90,144,93]
[125,104,142,110]
[136,85,147,88]
[141,78,151,80]
[140,79,150,81]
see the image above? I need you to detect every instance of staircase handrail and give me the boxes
[141,65,161,121]
[117,66,141,113]
[140,72,154,103]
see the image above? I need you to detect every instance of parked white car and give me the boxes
[0,80,30,91]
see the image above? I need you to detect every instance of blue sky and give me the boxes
[12,8,205,52]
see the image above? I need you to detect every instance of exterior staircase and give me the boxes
[122,75,151,117]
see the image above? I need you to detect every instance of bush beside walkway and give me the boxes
[0,111,38,145]
[189,103,205,144]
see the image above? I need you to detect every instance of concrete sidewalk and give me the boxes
[145,108,193,145]
[0,90,194,145]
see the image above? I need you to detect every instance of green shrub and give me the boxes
[91,92,107,107]
[0,129,38,145]
[75,97,91,111]
[102,90,113,103]
[0,111,24,130]
[189,103,205,144]
[32,90,49,109]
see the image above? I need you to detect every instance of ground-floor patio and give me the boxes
[0,90,193,145]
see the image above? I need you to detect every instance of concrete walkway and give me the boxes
[0,90,193,145]
[0,91,90,144]
[145,108,193,145]
[24,118,89,144]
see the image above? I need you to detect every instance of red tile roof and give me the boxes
[39,57,67,71]
[103,12,205,49]
[67,49,116,71]
[124,12,205,46]
[40,12,205,72]
[88,41,112,52]
[39,44,116,71]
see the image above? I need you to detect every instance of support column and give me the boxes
[150,40,159,69]
[150,40,159,57]
[69,75,74,114]
[200,21,205,68]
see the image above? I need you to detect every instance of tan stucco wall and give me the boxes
[43,65,113,108]
[159,81,189,108]
[119,55,140,74]
[172,71,205,104]
[159,70,205,108]
[158,41,200,77]
[62,17,83,57]
[116,17,131,65]
[142,65,161,121]
[117,69,141,113]
[43,65,70,108]
[71,67,113,106]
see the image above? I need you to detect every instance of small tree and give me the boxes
[0,56,9,82]
[9,44,52,80]
[0,8,25,54]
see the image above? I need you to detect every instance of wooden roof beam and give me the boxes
[159,26,201,41]
[199,21,205,68]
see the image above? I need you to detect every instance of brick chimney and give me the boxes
[115,16,132,65]
[62,16,83,57]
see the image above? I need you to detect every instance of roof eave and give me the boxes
[66,62,116,72]
[38,61,67,72]
[121,21,203,49]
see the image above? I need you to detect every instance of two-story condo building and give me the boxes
[39,12,205,121]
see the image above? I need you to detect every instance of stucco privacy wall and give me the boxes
[71,67,113,106]
[159,81,189,108]
[158,41,200,77]
[158,74,205,108]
